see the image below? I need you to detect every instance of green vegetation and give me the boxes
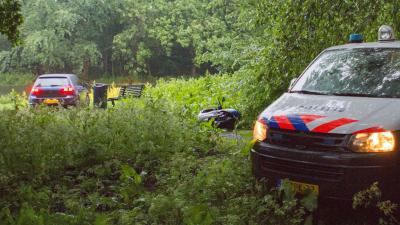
[0,90,398,225]
[0,90,27,110]
[0,0,255,78]
[2,0,400,224]
[0,0,23,45]
[145,73,255,126]
[0,97,315,225]
[2,0,400,118]
[0,73,34,86]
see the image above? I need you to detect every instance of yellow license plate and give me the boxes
[43,99,59,104]
[281,180,319,195]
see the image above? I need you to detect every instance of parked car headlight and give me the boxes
[350,131,395,153]
[253,119,267,141]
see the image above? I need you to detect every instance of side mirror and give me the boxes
[288,78,298,91]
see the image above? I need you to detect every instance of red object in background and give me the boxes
[25,85,33,94]
[60,86,74,95]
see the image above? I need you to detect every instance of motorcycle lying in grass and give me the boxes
[198,97,241,131]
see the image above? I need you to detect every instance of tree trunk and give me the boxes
[103,53,108,75]
[82,58,90,81]
[147,62,152,76]
[111,58,114,76]
[191,65,196,76]
[190,46,197,76]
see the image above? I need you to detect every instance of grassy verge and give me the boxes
[144,73,259,128]
[0,73,36,86]
[0,91,27,110]
[0,97,313,225]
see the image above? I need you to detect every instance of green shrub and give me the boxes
[353,182,399,225]
[4,77,393,225]
[0,95,317,225]
[144,72,263,128]
[0,73,35,86]
[0,90,27,110]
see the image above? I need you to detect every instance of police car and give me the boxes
[251,25,400,200]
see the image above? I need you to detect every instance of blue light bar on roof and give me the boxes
[349,34,363,43]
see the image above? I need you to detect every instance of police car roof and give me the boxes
[326,41,400,51]
[38,74,77,78]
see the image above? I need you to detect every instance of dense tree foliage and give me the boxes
[240,0,400,118]
[0,0,23,45]
[3,1,400,224]
[2,0,400,104]
[0,0,256,79]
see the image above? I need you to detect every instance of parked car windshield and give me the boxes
[35,77,70,87]
[292,48,400,98]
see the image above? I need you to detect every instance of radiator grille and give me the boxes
[267,128,349,152]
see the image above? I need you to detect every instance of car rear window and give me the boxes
[35,77,70,87]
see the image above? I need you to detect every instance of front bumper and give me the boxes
[251,142,400,201]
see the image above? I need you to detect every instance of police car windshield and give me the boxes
[292,48,400,98]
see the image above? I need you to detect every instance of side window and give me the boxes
[71,76,78,86]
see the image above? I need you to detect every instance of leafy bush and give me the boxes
[353,182,400,225]
[0,90,27,110]
[7,88,357,225]
[144,71,263,127]
[0,73,35,86]
[2,76,397,225]
[0,96,315,225]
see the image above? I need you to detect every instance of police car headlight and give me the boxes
[350,132,395,153]
[253,119,267,141]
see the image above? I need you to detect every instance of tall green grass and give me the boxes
[0,73,36,86]
[145,72,262,128]
[0,95,318,225]
[0,76,396,225]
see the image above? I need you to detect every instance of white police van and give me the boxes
[251,25,400,200]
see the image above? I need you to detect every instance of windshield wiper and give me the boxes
[291,90,397,98]
[290,90,330,95]
[331,92,396,98]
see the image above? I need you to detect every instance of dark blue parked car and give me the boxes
[29,74,88,107]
